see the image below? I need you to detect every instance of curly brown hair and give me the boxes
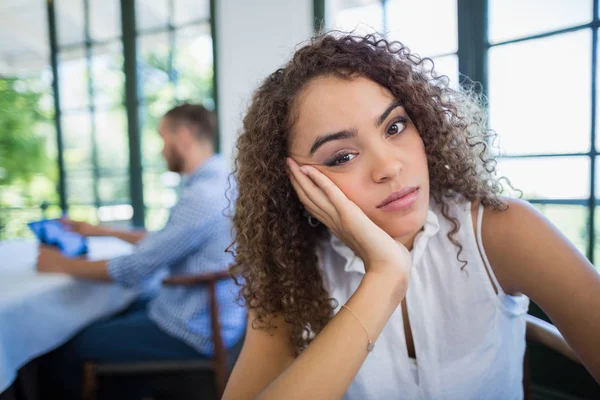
[230,33,507,355]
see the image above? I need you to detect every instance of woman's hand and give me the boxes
[287,157,411,279]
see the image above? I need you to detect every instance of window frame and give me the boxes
[317,0,599,263]
[42,0,218,229]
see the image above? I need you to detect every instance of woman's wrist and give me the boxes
[361,268,409,306]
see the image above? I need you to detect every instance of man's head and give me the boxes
[158,104,217,173]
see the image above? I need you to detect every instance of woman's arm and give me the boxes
[479,197,600,382]
[223,159,412,399]
[223,270,407,400]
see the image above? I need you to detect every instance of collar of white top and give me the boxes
[329,208,441,275]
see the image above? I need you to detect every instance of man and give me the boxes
[37,104,245,398]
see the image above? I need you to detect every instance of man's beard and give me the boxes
[166,150,184,173]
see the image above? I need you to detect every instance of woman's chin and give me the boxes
[376,209,428,240]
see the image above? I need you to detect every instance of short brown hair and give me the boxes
[164,103,217,144]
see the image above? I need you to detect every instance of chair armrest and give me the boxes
[526,314,580,364]
[162,270,232,286]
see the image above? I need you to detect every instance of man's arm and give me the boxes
[61,218,146,245]
[96,226,146,245]
[39,194,226,287]
[37,246,111,281]
[37,215,210,285]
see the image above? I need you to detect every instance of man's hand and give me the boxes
[36,246,111,281]
[61,218,105,237]
[36,246,70,274]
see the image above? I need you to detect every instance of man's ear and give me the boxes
[175,125,194,150]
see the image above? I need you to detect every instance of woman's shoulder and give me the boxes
[426,194,531,229]
[469,196,534,232]
[471,196,543,295]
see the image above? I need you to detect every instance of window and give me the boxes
[324,0,459,86]
[488,1,595,263]
[323,0,599,266]
[0,2,60,239]
[136,0,214,230]
[55,0,130,227]
[0,0,216,239]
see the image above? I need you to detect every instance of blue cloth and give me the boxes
[107,155,246,356]
[40,299,209,399]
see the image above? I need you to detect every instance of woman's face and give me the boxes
[288,75,430,240]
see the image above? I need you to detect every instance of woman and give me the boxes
[223,33,600,399]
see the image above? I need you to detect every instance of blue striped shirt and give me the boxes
[107,155,246,356]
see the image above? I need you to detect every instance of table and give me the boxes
[0,237,137,394]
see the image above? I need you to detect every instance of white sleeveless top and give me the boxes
[317,199,529,400]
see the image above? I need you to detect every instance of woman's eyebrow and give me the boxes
[307,100,402,156]
[309,129,357,155]
[377,100,402,127]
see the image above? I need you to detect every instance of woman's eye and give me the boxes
[387,120,406,136]
[326,153,356,166]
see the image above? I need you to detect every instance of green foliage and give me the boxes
[0,77,51,186]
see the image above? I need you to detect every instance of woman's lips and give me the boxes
[377,187,420,211]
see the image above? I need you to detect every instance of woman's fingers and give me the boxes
[287,158,335,215]
[297,164,353,214]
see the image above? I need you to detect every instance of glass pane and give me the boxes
[56,0,85,46]
[98,174,130,204]
[66,170,96,204]
[143,170,179,233]
[0,73,58,208]
[496,156,590,199]
[386,0,457,56]
[138,32,175,102]
[95,107,129,169]
[136,0,170,31]
[489,0,593,44]
[145,170,180,199]
[594,157,600,197]
[68,205,99,224]
[62,111,93,169]
[0,206,61,239]
[0,4,59,235]
[431,54,459,89]
[92,41,124,107]
[144,172,169,207]
[173,0,210,25]
[0,4,50,75]
[140,102,170,166]
[489,31,591,156]
[534,204,588,257]
[594,208,600,269]
[327,0,384,35]
[89,0,121,42]
[98,204,134,223]
[145,207,170,230]
[595,39,600,151]
[174,24,213,103]
[59,47,90,110]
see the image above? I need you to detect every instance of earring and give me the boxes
[308,215,320,227]
[302,208,320,227]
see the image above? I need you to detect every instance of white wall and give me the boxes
[215,0,314,164]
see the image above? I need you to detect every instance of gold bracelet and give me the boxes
[341,304,375,352]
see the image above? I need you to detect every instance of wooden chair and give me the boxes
[82,270,238,400]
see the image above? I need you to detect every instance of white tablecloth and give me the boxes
[0,237,137,393]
